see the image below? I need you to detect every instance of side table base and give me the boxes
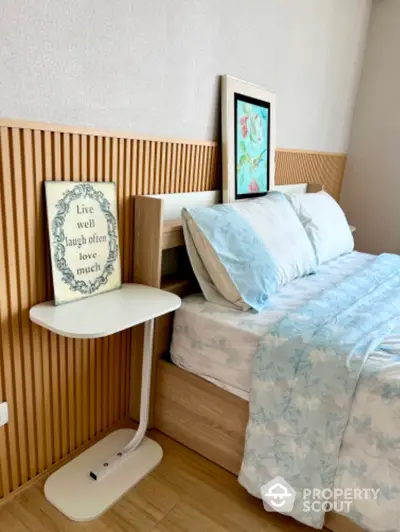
[44,428,163,522]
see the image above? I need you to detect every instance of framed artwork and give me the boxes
[45,181,121,305]
[221,75,276,203]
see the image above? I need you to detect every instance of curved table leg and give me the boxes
[90,318,155,481]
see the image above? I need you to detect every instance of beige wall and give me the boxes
[341,0,400,254]
[0,0,370,151]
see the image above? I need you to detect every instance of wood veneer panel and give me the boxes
[275,149,346,200]
[155,361,247,475]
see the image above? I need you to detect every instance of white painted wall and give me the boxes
[0,0,370,151]
[341,0,400,254]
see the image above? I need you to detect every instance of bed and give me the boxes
[168,250,400,531]
[132,186,400,532]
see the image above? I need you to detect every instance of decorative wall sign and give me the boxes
[45,182,121,305]
[221,75,276,203]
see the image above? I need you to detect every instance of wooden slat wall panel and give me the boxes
[0,120,219,500]
[0,118,346,500]
[275,149,346,200]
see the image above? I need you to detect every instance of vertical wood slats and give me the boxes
[0,118,346,500]
[0,121,219,500]
[275,149,346,201]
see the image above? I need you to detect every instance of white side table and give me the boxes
[30,284,181,522]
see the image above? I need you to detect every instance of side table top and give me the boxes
[29,284,181,339]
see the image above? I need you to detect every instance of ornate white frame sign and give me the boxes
[45,182,121,305]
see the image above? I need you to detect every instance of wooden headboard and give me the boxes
[0,116,345,500]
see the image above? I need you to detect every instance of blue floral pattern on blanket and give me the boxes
[239,253,400,529]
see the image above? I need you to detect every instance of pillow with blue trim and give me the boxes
[182,192,317,311]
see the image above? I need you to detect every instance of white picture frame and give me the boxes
[45,181,122,305]
[221,75,276,203]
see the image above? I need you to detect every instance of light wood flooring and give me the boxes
[0,430,326,532]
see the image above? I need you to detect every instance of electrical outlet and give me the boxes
[0,402,8,427]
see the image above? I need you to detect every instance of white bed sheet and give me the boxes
[171,251,376,400]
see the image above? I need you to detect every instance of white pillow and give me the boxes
[182,192,317,311]
[285,191,354,265]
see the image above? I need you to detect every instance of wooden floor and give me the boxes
[0,430,324,532]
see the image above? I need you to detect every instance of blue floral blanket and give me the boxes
[239,253,400,529]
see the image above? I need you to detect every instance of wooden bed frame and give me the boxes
[131,186,364,532]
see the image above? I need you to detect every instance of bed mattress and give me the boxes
[171,251,377,399]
